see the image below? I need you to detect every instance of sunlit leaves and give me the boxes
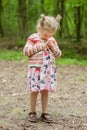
[66,0,87,7]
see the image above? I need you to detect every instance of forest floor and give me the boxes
[0,60,87,130]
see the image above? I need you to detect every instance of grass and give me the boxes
[56,58,87,66]
[0,50,26,61]
[0,49,87,66]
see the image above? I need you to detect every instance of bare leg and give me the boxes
[30,92,39,112]
[40,90,53,123]
[41,90,49,113]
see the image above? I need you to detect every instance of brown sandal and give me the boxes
[28,112,38,123]
[41,113,53,123]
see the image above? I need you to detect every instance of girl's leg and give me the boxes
[30,92,39,112]
[41,90,53,123]
[41,90,49,113]
[28,91,39,122]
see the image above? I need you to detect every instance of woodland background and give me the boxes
[0,0,87,64]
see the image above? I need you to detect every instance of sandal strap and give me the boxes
[41,113,53,123]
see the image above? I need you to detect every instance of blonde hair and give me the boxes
[36,14,62,33]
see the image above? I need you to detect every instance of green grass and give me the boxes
[0,50,26,61]
[56,58,87,66]
[0,49,87,66]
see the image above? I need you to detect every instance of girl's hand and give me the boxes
[47,41,62,57]
[42,43,47,51]
[57,49,62,58]
[47,41,54,51]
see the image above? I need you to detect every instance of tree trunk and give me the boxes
[84,5,87,36]
[27,0,35,34]
[0,0,4,37]
[64,12,70,36]
[59,0,65,37]
[41,0,45,13]
[74,6,81,41]
[28,0,34,4]
[18,0,27,37]
[54,0,65,37]
[54,0,60,16]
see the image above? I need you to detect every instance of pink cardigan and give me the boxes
[23,33,60,67]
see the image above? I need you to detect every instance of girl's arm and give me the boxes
[23,41,46,57]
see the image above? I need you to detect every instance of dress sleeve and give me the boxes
[23,34,44,57]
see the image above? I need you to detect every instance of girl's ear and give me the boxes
[40,14,45,21]
[56,15,62,22]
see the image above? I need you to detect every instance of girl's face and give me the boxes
[39,29,54,40]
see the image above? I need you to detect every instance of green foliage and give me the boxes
[26,0,41,35]
[44,0,54,15]
[15,38,26,47]
[2,0,18,36]
[0,0,86,39]
[66,0,87,7]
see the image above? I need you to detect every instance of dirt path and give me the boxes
[0,60,87,130]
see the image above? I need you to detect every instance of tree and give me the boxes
[60,0,65,36]
[66,0,87,41]
[54,0,65,37]
[74,6,81,41]
[18,0,27,37]
[0,0,4,37]
[41,0,45,13]
[84,5,87,36]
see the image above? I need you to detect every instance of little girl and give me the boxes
[23,14,62,123]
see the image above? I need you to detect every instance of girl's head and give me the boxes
[36,14,62,40]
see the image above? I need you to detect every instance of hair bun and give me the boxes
[40,14,45,21]
[56,15,62,22]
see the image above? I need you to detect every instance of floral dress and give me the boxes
[26,47,57,92]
